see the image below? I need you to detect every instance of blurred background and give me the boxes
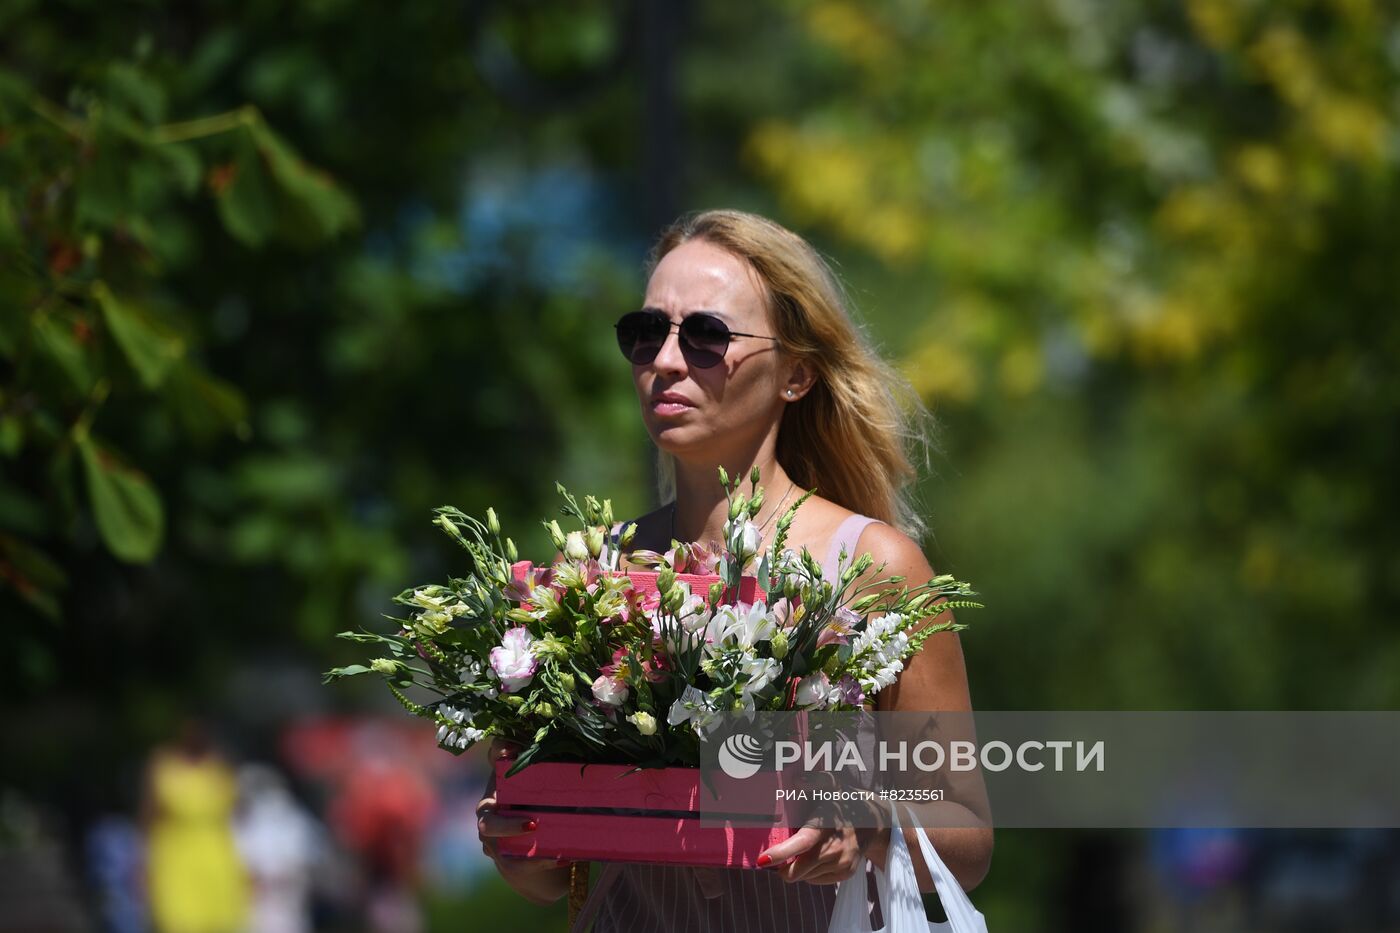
[3,0,1399,930]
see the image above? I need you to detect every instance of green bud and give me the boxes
[749,490,765,516]
[505,608,535,624]
[620,522,638,549]
[602,499,615,528]
[437,514,466,543]
[535,634,571,662]
[548,519,567,551]
[558,672,575,692]
[486,507,500,536]
[750,465,762,485]
[585,526,604,558]
[370,658,399,674]
[503,694,526,708]
[535,702,556,719]
[505,537,518,563]
[729,494,745,520]
[718,465,730,487]
[771,631,789,660]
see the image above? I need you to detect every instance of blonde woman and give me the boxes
[477,209,992,930]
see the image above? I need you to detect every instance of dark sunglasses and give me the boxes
[614,309,779,368]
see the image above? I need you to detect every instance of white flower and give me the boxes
[667,685,718,734]
[652,593,712,654]
[738,656,780,700]
[723,518,763,562]
[626,711,658,735]
[436,705,486,750]
[591,675,629,707]
[565,530,590,562]
[704,601,777,658]
[795,672,831,709]
[411,586,452,609]
[489,627,538,692]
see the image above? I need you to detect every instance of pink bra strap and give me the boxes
[824,514,881,580]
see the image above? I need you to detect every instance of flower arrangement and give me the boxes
[325,467,982,779]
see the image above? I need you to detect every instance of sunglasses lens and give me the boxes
[680,314,730,368]
[616,311,669,364]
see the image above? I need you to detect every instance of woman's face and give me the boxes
[632,238,791,457]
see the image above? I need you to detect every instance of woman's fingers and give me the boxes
[481,836,572,874]
[478,809,540,837]
[765,826,864,884]
[757,825,822,867]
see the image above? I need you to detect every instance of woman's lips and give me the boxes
[652,399,696,416]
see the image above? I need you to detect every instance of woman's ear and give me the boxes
[783,361,818,401]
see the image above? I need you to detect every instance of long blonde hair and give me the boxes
[645,208,940,544]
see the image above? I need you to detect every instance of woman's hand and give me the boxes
[756,822,889,885]
[477,737,575,905]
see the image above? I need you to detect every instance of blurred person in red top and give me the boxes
[329,736,438,933]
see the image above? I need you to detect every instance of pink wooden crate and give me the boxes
[497,560,791,866]
[509,559,768,604]
[492,758,795,867]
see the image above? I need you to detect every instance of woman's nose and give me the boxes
[651,325,688,374]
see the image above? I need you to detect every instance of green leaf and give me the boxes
[76,434,164,563]
[104,63,167,124]
[154,142,202,196]
[322,664,372,683]
[0,532,67,620]
[93,282,185,390]
[214,129,277,247]
[247,120,359,244]
[31,312,94,393]
[164,360,250,442]
[0,415,23,458]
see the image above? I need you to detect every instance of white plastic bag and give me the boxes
[828,802,989,932]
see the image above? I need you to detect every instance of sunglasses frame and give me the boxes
[613,308,779,368]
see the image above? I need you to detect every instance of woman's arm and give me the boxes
[864,523,994,894]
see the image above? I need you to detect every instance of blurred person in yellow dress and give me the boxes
[141,718,250,933]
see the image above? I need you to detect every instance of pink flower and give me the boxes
[504,565,559,604]
[817,618,853,648]
[489,627,537,692]
[591,674,629,707]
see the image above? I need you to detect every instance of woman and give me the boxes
[477,209,992,929]
[142,719,250,933]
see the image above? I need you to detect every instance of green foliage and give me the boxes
[1,53,359,623]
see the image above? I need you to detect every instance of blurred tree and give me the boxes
[711,0,1400,709]
[0,0,653,745]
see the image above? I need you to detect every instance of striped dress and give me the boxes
[582,512,887,933]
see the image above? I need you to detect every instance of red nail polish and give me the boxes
[756,853,772,867]
[524,818,538,831]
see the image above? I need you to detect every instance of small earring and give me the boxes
[785,389,795,398]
